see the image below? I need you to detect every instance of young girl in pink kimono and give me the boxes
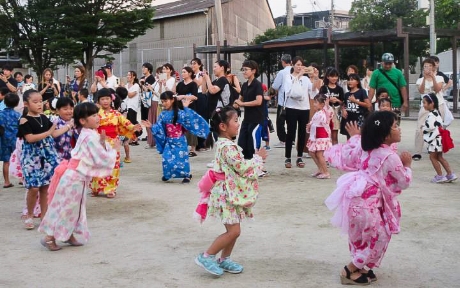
[324,111,412,285]
[38,103,118,251]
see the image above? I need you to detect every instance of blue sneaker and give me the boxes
[195,253,223,276]
[218,257,244,274]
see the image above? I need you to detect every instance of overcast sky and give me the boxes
[267,0,354,18]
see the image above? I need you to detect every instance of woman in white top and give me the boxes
[413,58,446,160]
[126,70,141,145]
[282,56,313,168]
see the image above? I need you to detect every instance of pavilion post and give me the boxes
[453,36,458,113]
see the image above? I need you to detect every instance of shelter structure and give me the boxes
[195,19,460,112]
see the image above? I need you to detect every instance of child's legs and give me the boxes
[39,185,49,218]
[26,187,39,217]
[437,153,452,175]
[309,150,320,170]
[331,130,338,145]
[3,161,11,184]
[429,152,442,175]
[123,141,130,159]
[316,150,328,174]
[206,223,241,257]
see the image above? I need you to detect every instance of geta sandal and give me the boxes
[188,151,197,157]
[360,269,377,282]
[316,173,331,179]
[311,172,321,177]
[340,265,370,286]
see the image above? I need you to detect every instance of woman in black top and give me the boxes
[38,68,59,103]
[176,67,199,156]
[340,73,371,138]
[320,67,344,145]
[233,60,264,159]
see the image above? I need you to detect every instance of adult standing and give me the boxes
[38,68,59,103]
[66,66,88,103]
[271,54,291,148]
[202,60,231,118]
[90,68,108,101]
[233,60,264,159]
[101,64,120,89]
[190,58,208,151]
[282,56,313,169]
[139,62,156,144]
[368,53,408,123]
[144,66,162,148]
[176,66,199,156]
[412,58,445,161]
[0,64,18,93]
[126,70,141,145]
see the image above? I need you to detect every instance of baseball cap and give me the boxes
[101,63,112,70]
[381,53,394,63]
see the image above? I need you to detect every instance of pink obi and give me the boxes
[166,123,184,138]
[47,159,80,204]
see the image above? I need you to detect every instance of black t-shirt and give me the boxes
[320,84,344,107]
[0,76,18,92]
[344,89,368,115]
[38,83,59,103]
[18,115,53,140]
[241,79,264,124]
[144,74,156,85]
[176,81,198,110]
[207,76,230,117]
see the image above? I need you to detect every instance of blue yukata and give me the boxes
[0,108,21,162]
[151,108,209,180]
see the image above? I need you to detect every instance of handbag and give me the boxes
[439,126,454,153]
[267,117,275,133]
[288,76,305,100]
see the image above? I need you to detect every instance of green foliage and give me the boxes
[435,0,460,52]
[348,0,429,69]
[0,0,154,80]
[245,25,309,81]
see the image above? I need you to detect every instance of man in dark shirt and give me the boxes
[0,64,18,93]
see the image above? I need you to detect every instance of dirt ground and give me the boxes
[1,117,460,288]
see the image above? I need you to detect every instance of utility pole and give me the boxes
[286,0,293,26]
[330,0,335,29]
[429,0,436,55]
[215,0,224,44]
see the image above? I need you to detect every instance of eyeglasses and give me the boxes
[240,67,252,72]
[191,62,197,65]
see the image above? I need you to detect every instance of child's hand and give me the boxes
[342,109,348,119]
[113,138,121,151]
[306,123,311,133]
[256,147,267,160]
[400,151,412,168]
[48,122,57,136]
[99,130,107,147]
[182,98,192,107]
[141,120,152,129]
[345,121,360,137]
[133,124,142,132]
[67,119,74,128]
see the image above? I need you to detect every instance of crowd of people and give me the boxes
[0,52,456,285]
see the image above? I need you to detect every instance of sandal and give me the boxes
[41,238,62,251]
[340,266,370,286]
[285,158,292,168]
[188,151,197,157]
[310,172,321,177]
[123,158,132,163]
[296,158,305,168]
[24,217,34,230]
[316,173,331,179]
[64,235,84,246]
[360,269,377,282]
[106,192,116,198]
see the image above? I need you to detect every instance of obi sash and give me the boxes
[47,159,80,204]
[98,125,118,139]
[166,123,184,138]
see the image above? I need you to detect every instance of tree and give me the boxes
[58,0,155,79]
[435,0,460,52]
[348,0,428,70]
[0,0,76,80]
[0,0,154,81]
[245,25,309,83]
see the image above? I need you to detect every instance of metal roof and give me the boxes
[262,29,327,44]
[152,0,230,20]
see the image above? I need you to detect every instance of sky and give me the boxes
[267,0,354,18]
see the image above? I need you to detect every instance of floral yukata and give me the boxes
[90,109,135,195]
[324,135,412,269]
[151,108,209,180]
[307,108,332,152]
[54,117,75,161]
[207,138,264,224]
[38,128,117,243]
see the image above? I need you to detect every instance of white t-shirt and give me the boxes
[97,75,119,90]
[416,76,445,105]
[126,83,140,111]
[283,74,313,110]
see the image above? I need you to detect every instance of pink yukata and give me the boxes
[324,135,412,269]
[38,128,117,243]
[306,108,332,152]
